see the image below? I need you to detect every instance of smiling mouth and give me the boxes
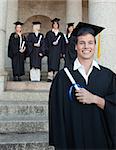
[82,50,91,54]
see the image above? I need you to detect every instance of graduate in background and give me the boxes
[49,22,116,149]
[64,23,77,67]
[8,21,26,81]
[27,21,45,82]
[45,18,65,82]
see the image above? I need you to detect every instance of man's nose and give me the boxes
[84,42,89,48]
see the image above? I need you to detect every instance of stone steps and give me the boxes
[0,81,54,149]
[0,132,54,150]
[1,81,50,102]
[0,91,49,101]
[6,81,51,91]
[0,101,48,116]
[0,115,48,133]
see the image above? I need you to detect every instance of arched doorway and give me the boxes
[23,15,51,35]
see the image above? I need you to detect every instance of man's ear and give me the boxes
[75,45,77,51]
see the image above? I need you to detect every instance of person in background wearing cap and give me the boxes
[27,21,45,82]
[8,21,26,81]
[45,18,66,82]
[49,22,116,149]
[64,22,77,67]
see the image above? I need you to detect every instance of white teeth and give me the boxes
[82,50,91,54]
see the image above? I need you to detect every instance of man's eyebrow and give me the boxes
[79,39,94,41]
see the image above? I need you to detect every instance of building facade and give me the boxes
[0,0,116,92]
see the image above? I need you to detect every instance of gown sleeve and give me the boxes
[49,71,67,148]
[44,31,51,56]
[60,33,66,56]
[26,33,33,57]
[65,36,77,67]
[104,72,116,148]
[8,34,13,58]
[8,33,19,58]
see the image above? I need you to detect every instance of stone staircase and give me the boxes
[0,81,54,150]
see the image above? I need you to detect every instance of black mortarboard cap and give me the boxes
[32,21,41,25]
[67,23,74,27]
[51,18,60,23]
[72,22,105,37]
[14,21,24,26]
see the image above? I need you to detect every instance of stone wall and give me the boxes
[82,0,88,22]
[18,0,67,34]
[6,0,67,74]
[6,0,100,75]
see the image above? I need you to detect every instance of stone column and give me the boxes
[66,0,82,26]
[5,0,18,70]
[0,0,8,92]
[89,0,116,73]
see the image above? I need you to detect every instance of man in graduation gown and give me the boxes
[49,22,116,149]
[27,21,45,81]
[45,18,66,82]
[64,23,77,67]
[8,21,26,81]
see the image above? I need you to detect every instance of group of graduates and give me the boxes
[8,18,77,82]
[8,18,116,150]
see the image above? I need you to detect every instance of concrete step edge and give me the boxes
[0,132,48,144]
[0,115,48,122]
[6,81,51,91]
[0,100,48,105]
[0,91,49,101]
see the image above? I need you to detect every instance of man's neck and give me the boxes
[78,57,93,74]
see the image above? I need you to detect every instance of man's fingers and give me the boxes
[75,93,83,97]
[76,96,83,100]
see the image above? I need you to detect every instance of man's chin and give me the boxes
[81,56,94,60]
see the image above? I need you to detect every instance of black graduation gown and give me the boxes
[27,32,45,69]
[45,30,65,71]
[8,32,26,77]
[49,66,116,149]
[65,35,77,67]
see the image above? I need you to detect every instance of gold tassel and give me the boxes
[97,33,101,59]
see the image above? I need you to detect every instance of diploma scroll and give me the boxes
[56,35,61,42]
[64,67,80,90]
[21,41,25,49]
[63,34,69,44]
[37,35,42,45]
[53,35,61,45]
